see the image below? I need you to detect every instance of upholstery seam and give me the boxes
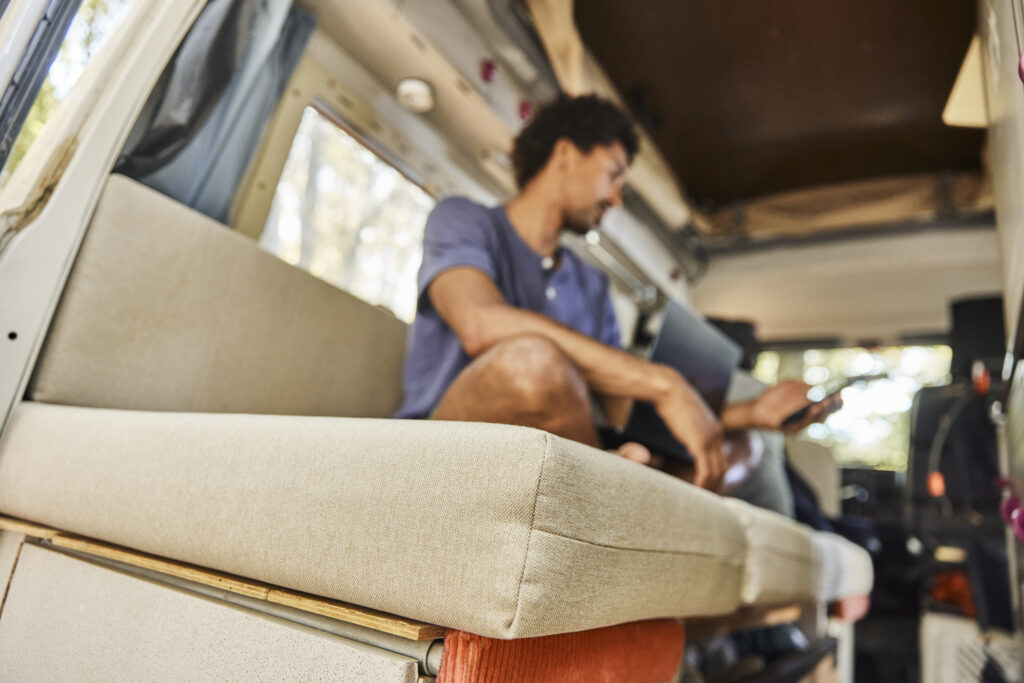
[507,431,549,632]
[753,544,819,567]
[530,527,745,563]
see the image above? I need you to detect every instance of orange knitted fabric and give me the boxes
[437,619,685,683]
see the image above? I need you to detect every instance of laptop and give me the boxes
[601,301,743,462]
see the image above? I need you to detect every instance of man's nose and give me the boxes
[608,183,624,208]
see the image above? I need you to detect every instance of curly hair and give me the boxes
[511,94,639,189]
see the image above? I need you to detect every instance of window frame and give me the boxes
[258,102,437,322]
[0,0,206,435]
[0,0,81,169]
[230,29,502,241]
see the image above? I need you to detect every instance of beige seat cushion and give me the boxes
[29,175,407,419]
[0,402,746,639]
[812,532,874,601]
[722,499,819,606]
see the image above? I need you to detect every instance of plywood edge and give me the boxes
[685,604,803,640]
[47,533,445,640]
[50,534,273,600]
[267,589,447,641]
[0,515,447,641]
[0,515,60,540]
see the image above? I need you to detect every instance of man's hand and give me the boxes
[723,379,842,433]
[612,441,653,465]
[654,368,726,491]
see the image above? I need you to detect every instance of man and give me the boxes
[396,94,831,491]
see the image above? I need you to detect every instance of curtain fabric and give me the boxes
[116,0,315,224]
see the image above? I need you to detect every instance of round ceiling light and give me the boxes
[396,78,435,113]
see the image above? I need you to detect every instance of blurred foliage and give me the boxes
[754,345,952,471]
[260,107,434,322]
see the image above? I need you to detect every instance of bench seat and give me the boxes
[812,532,875,602]
[0,401,746,639]
[0,174,874,642]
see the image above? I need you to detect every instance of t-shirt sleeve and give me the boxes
[416,198,497,310]
[597,276,623,350]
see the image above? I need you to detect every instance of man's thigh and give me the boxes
[430,345,522,422]
[429,335,600,446]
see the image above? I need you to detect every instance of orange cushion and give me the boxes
[437,619,685,683]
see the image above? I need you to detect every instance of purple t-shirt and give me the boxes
[395,196,621,419]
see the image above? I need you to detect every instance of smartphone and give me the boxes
[780,373,886,427]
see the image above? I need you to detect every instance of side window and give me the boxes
[259,106,435,322]
[0,0,136,188]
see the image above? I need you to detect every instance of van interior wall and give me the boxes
[230,5,689,339]
[979,0,1024,356]
[691,224,1001,344]
[601,207,690,306]
[231,29,503,238]
[979,0,1024,610]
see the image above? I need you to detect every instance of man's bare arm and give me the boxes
[433,267,674,400]
[429,266,726,490]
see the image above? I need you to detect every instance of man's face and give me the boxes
[559,141,629,233]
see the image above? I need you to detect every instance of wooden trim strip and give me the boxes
[0,515,444,640]
[0,515,60,540]
[267,589,446,640]
[50,534,274,600]
[685,604,803,640]
[3,514,807,643]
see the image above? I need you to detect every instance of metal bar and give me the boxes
[43,541,447,676]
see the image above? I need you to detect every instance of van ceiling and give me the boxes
[573,1,984,212]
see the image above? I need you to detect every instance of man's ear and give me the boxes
[551,138,577,169]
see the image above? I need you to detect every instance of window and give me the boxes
[753,345,953,471]
[0,0,136,188]
[259,107,435,322]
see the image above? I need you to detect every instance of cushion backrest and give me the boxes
[29,175,408,418]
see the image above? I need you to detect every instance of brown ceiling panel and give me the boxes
[574,0,984,209]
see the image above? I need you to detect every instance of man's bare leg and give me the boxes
[432,334,602,446]
[432,334,758,479]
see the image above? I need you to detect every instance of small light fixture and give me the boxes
[480,58,497,83]
[396,78,435,113]
[518,99,534,121]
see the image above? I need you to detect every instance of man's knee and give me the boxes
[484,335,587,407]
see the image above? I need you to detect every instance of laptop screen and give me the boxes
[648,301,743,414]
[616,301,743,461]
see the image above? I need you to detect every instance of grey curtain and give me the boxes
[116,0,315,224]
